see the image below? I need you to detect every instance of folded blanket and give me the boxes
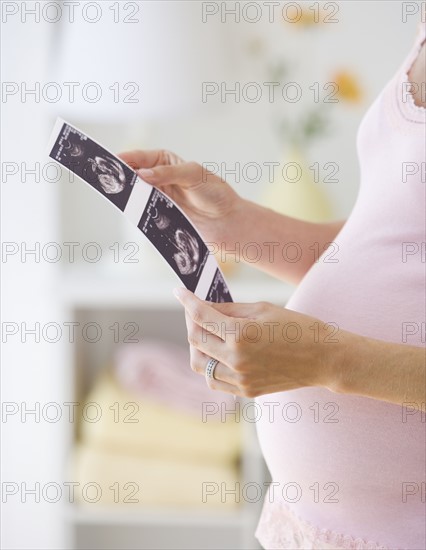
[72,444,240,507]
[114,340,236,416]
[80,373,242,466]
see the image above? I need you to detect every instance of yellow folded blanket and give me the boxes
[79,373,242,467]
[72,444,240,508]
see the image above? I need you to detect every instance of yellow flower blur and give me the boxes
[332,70,363,103]
[281,5,325,27]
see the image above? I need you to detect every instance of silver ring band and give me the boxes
[205,358,219,382]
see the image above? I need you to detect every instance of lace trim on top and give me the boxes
[255,500,394,550]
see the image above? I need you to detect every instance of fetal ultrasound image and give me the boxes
[206,269,233,303]
[138,188,209,292]
[49,123,137,211]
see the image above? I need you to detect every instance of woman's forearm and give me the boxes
[329,331,426,408]
[226,198,345,285]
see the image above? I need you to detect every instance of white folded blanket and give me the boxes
[80,373,242,466]
[72,444,240,508]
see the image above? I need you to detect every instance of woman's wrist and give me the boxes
[317,327,357,395]
[218,196,255,245]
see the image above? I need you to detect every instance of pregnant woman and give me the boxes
[120,24,426,550]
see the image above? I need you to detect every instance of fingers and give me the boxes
[175,287,231,334]
[189,347,239,396]
[189,347,235,385]
[176,289,268,398]
[119,151,225,196]
[178,286,270,326]
[207,378,241,396]
[136,161,208,190]
[184,309,227,362]
[117,149,183,171]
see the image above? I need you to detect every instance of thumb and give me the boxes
[137,162,215,190]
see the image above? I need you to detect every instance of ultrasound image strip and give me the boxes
[47,118,233,302]
[48,122,137,212]
[206,269,232,303]
[137,188,210,293]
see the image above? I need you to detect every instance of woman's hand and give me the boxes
[173,287,339,398]
[118,149,242,244]
[118,149,346,285]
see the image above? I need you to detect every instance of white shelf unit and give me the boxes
[60,272,288,550]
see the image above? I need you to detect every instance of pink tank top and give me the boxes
[255,26,426,550]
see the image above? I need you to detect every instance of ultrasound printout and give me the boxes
[47,118,233,302]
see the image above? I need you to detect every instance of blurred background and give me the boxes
[1,1,420,549]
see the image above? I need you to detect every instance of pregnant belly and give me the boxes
[254,239,426,547]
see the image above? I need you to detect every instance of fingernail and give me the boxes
[137,168,154,179]
[173,287,184,301]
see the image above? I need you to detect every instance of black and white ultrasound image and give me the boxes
[206,269,233,303]
[138,189,209,292]
[49,123,137,211]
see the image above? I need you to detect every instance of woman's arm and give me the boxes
[231,199,345,285]
[331,330,426,408]
[118,150,344,286]
[173,288,426,408]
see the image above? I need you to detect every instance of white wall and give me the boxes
[149,1,419,218]
[1,15,67,550]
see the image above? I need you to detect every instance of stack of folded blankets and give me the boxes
[73,341,242,507]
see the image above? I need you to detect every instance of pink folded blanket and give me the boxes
[114,340,235,415]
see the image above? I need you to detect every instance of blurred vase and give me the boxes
[260,148,333,222]
[218,148,333,279]
[217,255,240,279]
